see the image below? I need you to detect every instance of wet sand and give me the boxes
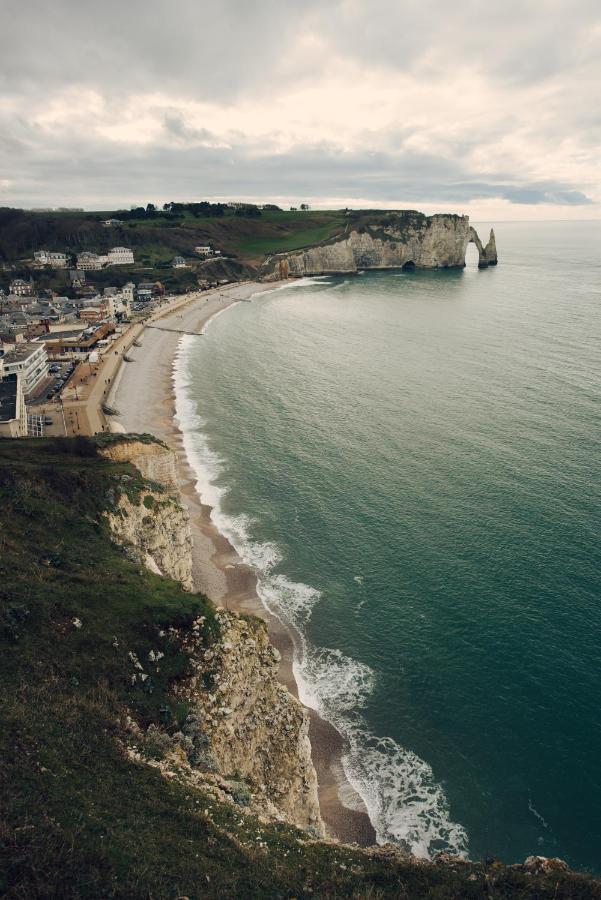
[111,281,376,846]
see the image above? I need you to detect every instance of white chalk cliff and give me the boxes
[262,211,498,278]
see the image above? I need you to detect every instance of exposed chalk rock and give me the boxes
[106,488,194,590]
[100,438,193,590]
[261,211,498,277]
[174,611,325,836]
[99,437,179,491]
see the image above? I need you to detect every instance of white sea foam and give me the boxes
[342,732,469,858]
[172,317,469,860]
[267,276,333,293]
[528,794,550,830]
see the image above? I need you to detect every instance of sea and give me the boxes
[173,220,601,871]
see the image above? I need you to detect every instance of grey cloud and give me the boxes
[302,0,601,86]
[162,112,223,146]
[499,188,594,205]
[2,0,599,101]
[0,1,598,210]
[0,121,592,209]
[0,0,324,101]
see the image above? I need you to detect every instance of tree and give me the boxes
[234,205,262,218]
[300,203,310,211]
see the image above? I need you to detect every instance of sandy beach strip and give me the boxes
[111,280,376,846]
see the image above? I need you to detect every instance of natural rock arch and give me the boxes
[467,227,498,268]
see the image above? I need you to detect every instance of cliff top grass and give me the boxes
[0,207,347,275]
[1,437,600,898]
[0,207,470,294]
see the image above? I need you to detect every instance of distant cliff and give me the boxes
[262,210,497,279]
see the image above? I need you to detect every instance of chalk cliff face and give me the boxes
[106,486,195,589]
[100,438,194,589]
[99,436,179,491]
[262,211,498,278]
[101,435,324,835]
[173,611,324,834]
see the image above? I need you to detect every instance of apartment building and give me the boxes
[1,341,49,397]
[33,250,69,268]
[107,247,134,265]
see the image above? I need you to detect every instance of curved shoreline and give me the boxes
[112,281,376,846]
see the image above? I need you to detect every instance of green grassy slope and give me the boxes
[0,437,599,899]
[0,208,347,270]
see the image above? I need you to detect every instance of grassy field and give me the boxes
[0,207,348,272]
[228,211,346,260]
[1,436,600,898]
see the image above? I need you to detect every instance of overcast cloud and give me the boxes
[0,0,599,218]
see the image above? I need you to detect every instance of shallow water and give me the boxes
[175,220,601,869]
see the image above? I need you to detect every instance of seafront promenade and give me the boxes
[30,284,256,437]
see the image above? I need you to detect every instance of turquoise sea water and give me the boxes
[174,221,601,870]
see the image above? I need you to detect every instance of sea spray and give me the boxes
[172,322,469,859]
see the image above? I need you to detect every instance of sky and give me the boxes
[0,0,599,219]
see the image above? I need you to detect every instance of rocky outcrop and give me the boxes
[106,487,194,589]
[99,435,179,491]
[99,437,194,589]
[99,434,323,836]
[262,211,498,278]
[468,226,498,268]
[173,610,324,835]
[124,609,324,836]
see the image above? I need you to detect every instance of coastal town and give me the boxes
[0,240,226,438]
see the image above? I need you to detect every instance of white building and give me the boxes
[34,250,69,268]
[107,247,134,265]
[102,294,116,318]
[77,252,103,270]
[194,245,221,257]
[9,278,33,296]
[1,341,49,397]
[113,293,131,317]
[172,256,188,268]
[121,282,135,304]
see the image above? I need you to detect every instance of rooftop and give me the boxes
[2,341,46,363]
